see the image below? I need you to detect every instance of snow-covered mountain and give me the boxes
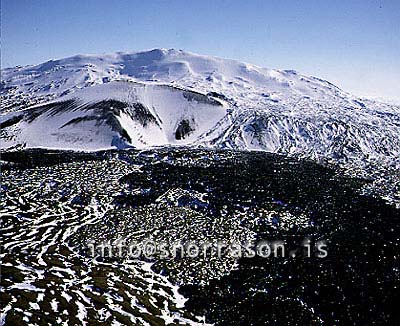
[1,48,400,166]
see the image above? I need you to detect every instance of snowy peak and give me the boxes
[1,48,349,110]
[1,49,400,167]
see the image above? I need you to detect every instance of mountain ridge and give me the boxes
[1,48,399,171]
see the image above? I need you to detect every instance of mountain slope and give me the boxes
[1,48,400,166]
[0,81,226,150]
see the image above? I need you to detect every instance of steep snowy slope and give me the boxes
[0,81,226,150]
[1,48,400,166]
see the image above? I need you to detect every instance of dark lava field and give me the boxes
[1,148,399,325]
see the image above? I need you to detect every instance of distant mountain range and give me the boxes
[1,48,399,168]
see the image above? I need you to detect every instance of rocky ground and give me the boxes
[1,148,399,325]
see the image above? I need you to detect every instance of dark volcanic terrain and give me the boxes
[1,148,399,325]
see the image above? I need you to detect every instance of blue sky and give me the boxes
[2,0,400,101]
